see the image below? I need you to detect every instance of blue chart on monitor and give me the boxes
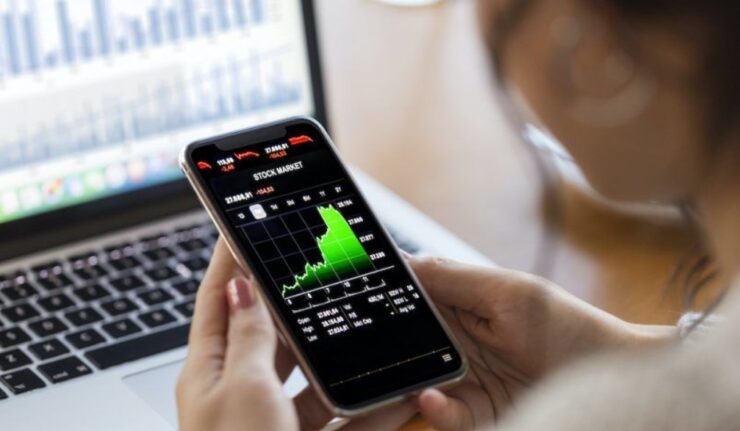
[3,0,266,74]
[0,0,314,224]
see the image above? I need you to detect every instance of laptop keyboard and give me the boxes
[0,218,421,399]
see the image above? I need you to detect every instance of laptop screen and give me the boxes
[0,0,318,226]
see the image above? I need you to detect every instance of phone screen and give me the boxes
[186,119,464,408]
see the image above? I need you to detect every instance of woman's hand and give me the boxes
[408,256,676,431]
[176,239,418,431]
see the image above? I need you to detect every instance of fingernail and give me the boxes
[227,277,254,312]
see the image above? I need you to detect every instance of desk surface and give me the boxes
[316,0,705,428]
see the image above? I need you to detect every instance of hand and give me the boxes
[407,256,676,431]
[176,238,419,431]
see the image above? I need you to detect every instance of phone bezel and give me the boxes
[179,116,468,416]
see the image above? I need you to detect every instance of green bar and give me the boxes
[282,205,372,296]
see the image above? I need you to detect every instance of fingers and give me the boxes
[182,238,240,382]
[188,239,239,345]
[223,276,279,379]
[409,257,501,312]
[418,389,474,431]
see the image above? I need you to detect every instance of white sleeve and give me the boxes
[677,312,723,339]
[497,312,739,431]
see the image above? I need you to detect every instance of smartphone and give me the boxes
[180,116,467,416]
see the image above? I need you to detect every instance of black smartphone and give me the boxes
[180,116,467,415]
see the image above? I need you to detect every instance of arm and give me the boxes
[498,320,738,431]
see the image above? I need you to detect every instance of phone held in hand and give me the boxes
[179,116,467,416]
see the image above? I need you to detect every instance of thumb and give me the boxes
[409,257,502,312]
[223,277,278,379]
[418,389,474,431]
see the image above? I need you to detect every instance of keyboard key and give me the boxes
[64,307,104,327]
[29,338,69,360]
[36,273,74,292]
[180,256,209,272]
[104,243,135,259]
[145,266,179,282]
[73,284,110,302]
[73,265,107,281]
[0,349,32,371]
[138,309,176,328]
[109,274,146,292]
[28,317,68,338]
[174,224,203,240]
[0,327,31,348]
[174,300,195,318]
[1,368,46,394]
[0,387,6,400]
[138,288,173,306]
[141,234,171,248]
[86,323,189,369]
[0,271,28,289]
[178,238,208,252]
[69,252,100,269]
[1,283,38,302]
[172,280,199,297]
[2,303,40,322]
[108,255,142,272]
[38,356,93,384]
[37,293,75,312]
[66,328,106,349]
[143,247,175,262]
[100,298,139,317]
[31,260,64,278]
[102,318,142,339]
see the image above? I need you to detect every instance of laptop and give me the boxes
[0,1,490,429]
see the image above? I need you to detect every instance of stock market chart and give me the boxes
[190,121,463,401]
[0,0,314,224]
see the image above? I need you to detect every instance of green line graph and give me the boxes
[281,205,373,296]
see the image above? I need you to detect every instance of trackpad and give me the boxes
[123,360,309,428]
[123,361,184,428]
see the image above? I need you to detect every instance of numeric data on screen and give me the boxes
[230,181,424,343]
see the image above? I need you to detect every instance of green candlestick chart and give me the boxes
[281,205,373,296]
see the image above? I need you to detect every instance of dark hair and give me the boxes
[591,1,740,143]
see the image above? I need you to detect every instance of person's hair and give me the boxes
[484,0,739,325]
[591,0,740,144]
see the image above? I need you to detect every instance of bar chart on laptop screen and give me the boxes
[0,0,314,224]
